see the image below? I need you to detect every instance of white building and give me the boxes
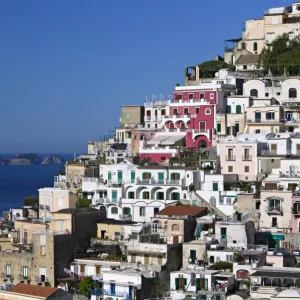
[94,268,154,300]
[170,268,234,300]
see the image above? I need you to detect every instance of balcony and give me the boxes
[265,206,283,215]
[226,155,236,161]
[144,100,169,107]
[242,155,252,161]
[247,119,284,124]
[192,129,210,140]
[260,150,278,156]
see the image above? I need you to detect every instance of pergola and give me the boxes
[251,270,300,288]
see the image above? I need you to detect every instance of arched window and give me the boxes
[236,105,242,114]
[161,109,166,116]
[198,140,207,149]
[236,270,249,279]
[209,197,216,206]
[289,88,297,98]
[253,42,257,52]
[205,108,211,115]
[250,89,258,97]
[172,224,179,231]
[111,207,118,214]
[226,105,231,113]
[122,207,131,215]
[164,221,168,230]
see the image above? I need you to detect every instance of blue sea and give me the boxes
[0,154,73,213]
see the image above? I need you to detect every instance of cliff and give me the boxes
[9,154,42,165]
[41,155,65,165]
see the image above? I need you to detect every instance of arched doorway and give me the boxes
[198,140,207,148]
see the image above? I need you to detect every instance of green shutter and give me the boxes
[192,200,197,206]
[175,278,179,290]
[131,172,135,183]
[112,191,117,203]
[184,278,187,286]
[118,171,123,183]
[108,172,112,180]
[236,105,241,114]
[158,172,164,183]
[226,105,231,113]
[196,278,200,290]
[235,123,240,132]
[190,250,196,259]
[213,183,218,191]
[217,123,221,133]
[205,279,208,291]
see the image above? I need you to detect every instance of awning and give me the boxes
[160,136,185,145]
[147,136,169,145]
[194,223,204,238]
[271,233,285,241]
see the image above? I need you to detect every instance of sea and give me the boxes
[0,154,73,213]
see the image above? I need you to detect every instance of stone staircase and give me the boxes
[191,191,228,219]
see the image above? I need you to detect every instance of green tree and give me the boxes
[208,261,233,272]
[260,33,300,76]
[294,262,300,268]
[23,195,39,207]
[197,60,229,78]
[152,277,166,298]
[76,198,92,208]
[78,276,93,297]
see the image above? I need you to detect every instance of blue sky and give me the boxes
[0,0,286,153]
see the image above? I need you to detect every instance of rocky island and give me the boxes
[4,154,65,165]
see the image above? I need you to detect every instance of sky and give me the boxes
[0,0,287,153]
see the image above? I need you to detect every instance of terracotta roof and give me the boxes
[10,284,59,298]
[236,54,260,65]
[155,206,206,217]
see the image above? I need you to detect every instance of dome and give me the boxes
[276,289,300,298]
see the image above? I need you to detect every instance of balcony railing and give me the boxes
[260,150,278,156]
[247,119,284,124]
[265,206,283,214]
[226,155,236,161]
[242,155,252,161]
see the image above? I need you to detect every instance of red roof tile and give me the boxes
[155,206,206,217]
[10,284,59,298]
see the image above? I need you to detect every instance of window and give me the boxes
[277,92,281,96]
[242,42,246,50]
[184,108,189,115]
[237,270,249,279]
[210,93,214,99]
[6,264,11,278]
[164,221,168,229]
[265,92,269,97]
[213,183,218,191]
[289,88,297,98]
[266,112,275,120]
[235,123,240,132]
[142,191,150,199]
[189,93,193,100]
[172,224,179,231]
[123,207,131,216]
[210,197,216,206]
[255,129,261,134]
[253,42,257,52]
[236,105,241,114]
[173,109,178,115]
[219,198,224,205]
[23,266,28,280]
[226,254,233,262]
[243,65,247,70]
[128,191,134,199]
[289,32,295,40]
[272,217,278,227]
[226,198,232,205]
[205,108,211,115]
[228,166,233,172]
[250,89,258,97]
[175,94,182,100]
[245,166,250,173]
[112,190,117,203]
[139,207,145,216]
[226,105,231,113]
[111,207,118,214]
[200,93,205,99]
[217,123,221,133]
